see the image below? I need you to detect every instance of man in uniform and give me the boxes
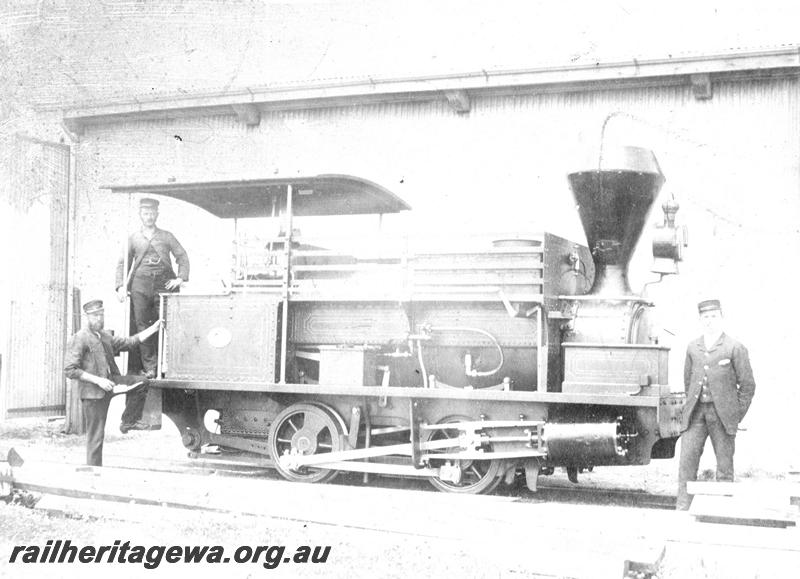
[116,197,189,378]
[676,299,756,510]
[64,300,161,466]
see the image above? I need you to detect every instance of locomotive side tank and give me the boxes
[117,150,685,494]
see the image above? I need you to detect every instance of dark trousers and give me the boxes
[81,374,149,467]
[676,402,736,510]
[82,396,111,467]
[130,272,175,374]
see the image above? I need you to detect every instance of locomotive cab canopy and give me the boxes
[106,174,412,218]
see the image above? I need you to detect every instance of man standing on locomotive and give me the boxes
[115,197,189,378]
[676,299,756,510]
[64,300,161,466]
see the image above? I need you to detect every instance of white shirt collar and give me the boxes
[703,331,723,349]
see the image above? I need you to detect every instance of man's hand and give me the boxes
[116,287,128,302]
[138,319,162,342]
[93,377,115,392]
[164,277,183,291]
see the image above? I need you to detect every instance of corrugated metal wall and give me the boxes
[73,73,799,466]
[2,136,70,418]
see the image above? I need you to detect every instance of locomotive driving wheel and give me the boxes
[268,403,343,484]
[422,416,503,495]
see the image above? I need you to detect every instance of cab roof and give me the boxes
[105,174,410,218]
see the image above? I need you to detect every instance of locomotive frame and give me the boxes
[110,151,686,494]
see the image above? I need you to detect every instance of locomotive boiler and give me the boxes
[117,145,687,494]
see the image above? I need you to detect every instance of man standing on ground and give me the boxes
[64,300,161,466]
[676,299,756,510]
[116,197,189,378]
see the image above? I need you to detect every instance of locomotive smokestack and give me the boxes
[568,146,665,295]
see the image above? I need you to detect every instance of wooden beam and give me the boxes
[444,90,470,113]
[687,480,800,506]
[690,72,713,100]
[60,118,83,140]
[689,495,797,528]
[231,103,261,126]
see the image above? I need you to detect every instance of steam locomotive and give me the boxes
[124,145,687,494]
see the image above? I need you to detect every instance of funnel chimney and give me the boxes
[568,146,665,295]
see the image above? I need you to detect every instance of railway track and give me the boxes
[20,451,676,511]
[527,484,675,509]
[9,456,796,579]
[7,457,686,579]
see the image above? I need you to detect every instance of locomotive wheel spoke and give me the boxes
[301,412,326,437]
[423,415,503,495]
[268,403,344,484]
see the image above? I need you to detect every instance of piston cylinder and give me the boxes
[544,420,629,462]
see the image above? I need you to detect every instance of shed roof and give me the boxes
[6,1,800,115]
[105,175,411,218]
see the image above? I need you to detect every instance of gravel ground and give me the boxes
[0,416,560,579]
[1,415,795,579]
[1,499,523,579]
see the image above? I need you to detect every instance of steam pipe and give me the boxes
[416,340,429,388]
[428,326,504,378]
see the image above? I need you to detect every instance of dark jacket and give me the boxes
[64,328,140,399]
[115,228,190,290]
[682,333,756,435]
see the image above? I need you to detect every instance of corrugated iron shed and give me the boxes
[3,1,799,111]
